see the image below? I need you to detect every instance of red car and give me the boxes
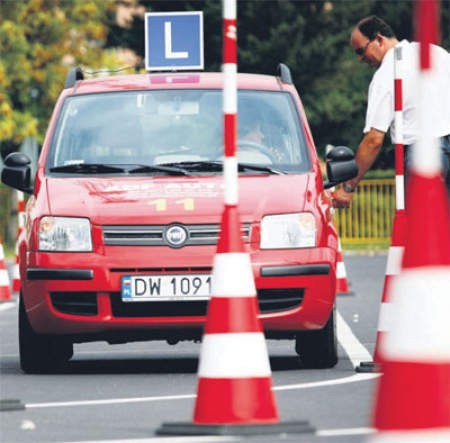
[2,64,356,373]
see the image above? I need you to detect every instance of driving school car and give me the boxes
[2,64,357,373]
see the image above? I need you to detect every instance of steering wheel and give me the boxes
[236,140,278,163]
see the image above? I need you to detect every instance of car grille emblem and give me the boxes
[164,225,188,248]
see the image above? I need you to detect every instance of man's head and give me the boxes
[351,16,398,67]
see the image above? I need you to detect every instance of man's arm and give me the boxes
[332,128,385,208]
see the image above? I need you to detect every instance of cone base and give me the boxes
[355,361,381,373]
[0,399,25,411]
[337,290,354,296]
[156,420,315,436]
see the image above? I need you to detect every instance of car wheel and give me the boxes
[295,304,338,369]
[19,296,73,374]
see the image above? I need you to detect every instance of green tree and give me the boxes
[0,0,117,158]
[107,0,449,165]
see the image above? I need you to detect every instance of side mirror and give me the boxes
[323,146,358,189]
[1,152,33,193]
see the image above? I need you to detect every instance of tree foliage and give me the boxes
[0,0,117,157]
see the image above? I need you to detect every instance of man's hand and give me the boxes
[332,186,354,208]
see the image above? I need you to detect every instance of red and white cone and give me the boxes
[0,241,12,302]
[356,210,407,373]
[336,238,351,294]
[12,190,25,292]
[157,206,315,435]
[193,205,278,424]
[370,2,450,439]
[370,174,450,441]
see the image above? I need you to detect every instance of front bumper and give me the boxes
[22,245,336,341]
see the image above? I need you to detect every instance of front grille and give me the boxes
[49,288,304,318]
[102,223,250,246]
[50,292,98,316]
[110,288,304,317]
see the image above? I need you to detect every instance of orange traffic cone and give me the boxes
[370,1,450,434]
[12,190,25,292]
[194,205,278,424]
[336,238,352,295]
[157,206,314,436]
[356,210,407,373]
[370,175,450,440]
[0,241,12,302]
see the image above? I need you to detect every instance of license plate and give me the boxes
[121,274,211,302]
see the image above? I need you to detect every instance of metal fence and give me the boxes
[1,179,396,248]
[334,178,395,245]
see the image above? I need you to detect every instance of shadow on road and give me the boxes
[0,354,304,375]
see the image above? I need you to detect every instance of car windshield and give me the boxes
[47,89,311,174]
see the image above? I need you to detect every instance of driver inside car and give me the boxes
[238,113,286,164]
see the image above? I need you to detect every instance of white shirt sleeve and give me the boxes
[363,76,394,134]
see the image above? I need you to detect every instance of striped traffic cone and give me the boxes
[356,210,407,373]
[193,205,278,424]
[336,238,352,295]
[0,241,12,302]
[370,2,450,440]
[370,174,450,441]
[157,206,314,436]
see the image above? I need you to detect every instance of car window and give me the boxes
[47,89,311,173]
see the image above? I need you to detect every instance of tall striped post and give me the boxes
[222,0,238,210]
[192,0,280,425]
[369,0,450,440]
[356,47,408,373]
[158,2,314,436]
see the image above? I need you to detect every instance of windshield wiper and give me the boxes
[237,163,284,174]
[158,161,284,175]
[127,164,192,176]
[158,161,223,172]
[49,163,127,173]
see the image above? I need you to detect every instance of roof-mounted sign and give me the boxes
[145,11,204,71]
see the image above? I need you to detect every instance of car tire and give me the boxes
[295,304,338,369]
[19,296,73,374]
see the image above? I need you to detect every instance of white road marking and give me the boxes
[52,427,376,442]
[27,394,196,409]
[0,301,16,312]
[54,438,235,443]
[317,427,375,437]
[24,309,378,410]
[336,310,373,368]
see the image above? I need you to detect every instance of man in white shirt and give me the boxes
[333,15,450,208]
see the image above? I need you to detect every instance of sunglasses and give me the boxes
[355,39,374,57]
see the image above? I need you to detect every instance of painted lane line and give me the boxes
[54,437,235,443]
[27,394,196,409]
[274,372,379,392]
[336,310,373,368]
[0,301,16,312]
[52,427,376,443]
[25,310,377,410]
[317,427,375,437]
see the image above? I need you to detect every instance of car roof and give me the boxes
[66,72,293,95]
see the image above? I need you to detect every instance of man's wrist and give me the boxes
[343,183,356,193]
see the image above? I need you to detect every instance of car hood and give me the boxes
[45,175,312,224]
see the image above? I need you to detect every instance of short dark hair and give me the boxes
[356,16,396,40]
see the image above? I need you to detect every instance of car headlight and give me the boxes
[260,213,316,249]
[39,217,92,251]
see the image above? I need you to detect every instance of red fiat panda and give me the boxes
[2,64,356,373]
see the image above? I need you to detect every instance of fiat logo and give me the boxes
[164,225,188,248]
